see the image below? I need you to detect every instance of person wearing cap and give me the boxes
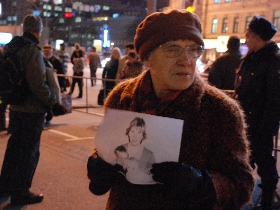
[235,15,280,209]
[0,14,67,205]
[208,36,242,90]
[87,9,254,209]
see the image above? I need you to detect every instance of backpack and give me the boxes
[0,36,30,105]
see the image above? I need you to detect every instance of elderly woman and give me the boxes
[87,9,254,210]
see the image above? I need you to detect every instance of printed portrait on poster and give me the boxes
[94,109,184,185]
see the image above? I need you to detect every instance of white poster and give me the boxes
[94,109,183,185]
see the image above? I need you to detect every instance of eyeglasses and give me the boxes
[159,44,204,58]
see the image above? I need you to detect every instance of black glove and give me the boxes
[87,154,121,195]
[150,162,215,200]
[52,103,67,116]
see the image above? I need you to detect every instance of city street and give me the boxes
[0,64,280,209]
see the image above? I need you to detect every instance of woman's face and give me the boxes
[112,50,120,59]
[128,126,144,146]
[144,39,197,98]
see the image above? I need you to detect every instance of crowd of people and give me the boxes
[0,9,279,210]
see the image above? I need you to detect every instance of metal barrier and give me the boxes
[57,74,119,114]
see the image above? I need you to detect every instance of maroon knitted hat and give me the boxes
[134,9,204,61]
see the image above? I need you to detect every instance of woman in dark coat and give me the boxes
[102,47,122,96]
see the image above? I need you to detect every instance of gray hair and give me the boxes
[23,14,43,33]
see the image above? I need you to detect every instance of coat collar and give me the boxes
[130,70,205,119]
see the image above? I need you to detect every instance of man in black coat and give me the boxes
[208,36,242,90]
[235,15,280,209]
[43,44,66,93]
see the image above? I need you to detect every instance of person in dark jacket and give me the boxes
[42,44,66,125]
[88,46,101,86]
[68,43,84,98]
[102,47,122,97]
[87,9,254,210]
[235,15,280,209]
[0,14,66,205]
[208,36,242,90]
[120,51,144,80]
[43,44,66,93]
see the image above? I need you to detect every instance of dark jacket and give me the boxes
[7,32,58,113]
[49,55,66,89]
[208,50,242,90]
[235,41,280,136]
[102,58,119,80]
[101,71,254,210]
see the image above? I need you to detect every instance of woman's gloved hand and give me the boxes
[150,162,215,200]
[87,151,120,195]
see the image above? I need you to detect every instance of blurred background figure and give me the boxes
[116,43,135,81]
[42,44,66,126]
[102,47,122,97]
[88,46,101,86]
[43,44,66,93]
[208,36,241,90]
[68,43,85,98]
[120,51,144,80]
[58,43,69,74]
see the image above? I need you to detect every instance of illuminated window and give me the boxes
[59,18,65,23]
[43,11,51,18]
[65,7,72,12]
[222,18,228,33]
[94,5,101,12]
[103,6,110,11]
[273,10,280,30]
[225,0,230,2]
[233,17,239,33]
[245,16,253,31]
[75,17,82,23]
[54,6,63,11]
[112,13,119,18]
[211,18,218,33]
[214,0,220,3]
[43,4,52,10]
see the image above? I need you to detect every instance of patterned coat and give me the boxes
[103,70,254,210]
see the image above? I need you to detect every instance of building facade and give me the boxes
[0,0,148,51]
[165,0,280,61]
[195,0,280,60]
[1,0,280,55]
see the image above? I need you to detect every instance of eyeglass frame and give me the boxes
[159,44,204,59]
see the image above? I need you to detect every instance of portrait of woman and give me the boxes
[114,117,156,184]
